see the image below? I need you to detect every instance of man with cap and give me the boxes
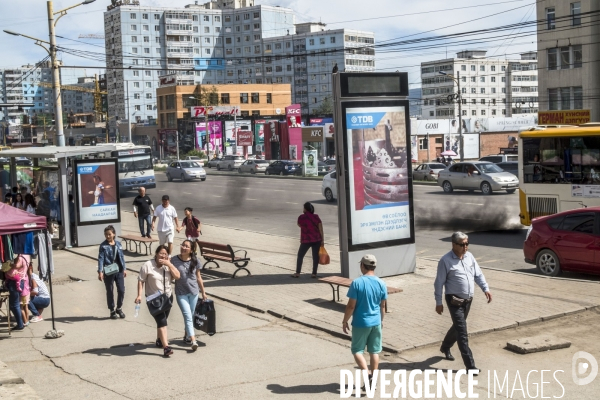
[342,254,388,385]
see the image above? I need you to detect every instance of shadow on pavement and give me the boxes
[203,273,342,288]
[51,315,112,324]
[82,341,199,358]
[266,383,339,395]
[380,356,450,371]
[439,229,527,250]
[304,298,346,312]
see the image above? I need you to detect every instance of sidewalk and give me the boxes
[69,210,600,353]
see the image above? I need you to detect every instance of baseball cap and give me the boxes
[360,254,377,267]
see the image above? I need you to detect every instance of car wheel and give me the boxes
[442,181,453,193]
[506,189,516,194]
[280,171,284,176]
[238,168,242,173]
[536,249,562,277]
[265,170,269,175]
[250,169,255,174]
[480,181,493,195]
[325,188,334,202]
[166,173,172,182]
[217,165,221,171]
[228,164,233,171]
[201,178,206,181]
[181,173,187,182]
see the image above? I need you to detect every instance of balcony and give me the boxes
[167,63,190,69]
[165,18,192,25]
[165,28,193,35]
[167,50,194,58]
[166,40,193,47]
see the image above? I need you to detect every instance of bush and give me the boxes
[185,149,206,159]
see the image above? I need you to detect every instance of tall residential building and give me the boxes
[536,1,599,119]
[420,50,538,120]
[103,0,374,131]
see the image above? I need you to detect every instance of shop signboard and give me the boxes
[286,104,302,128]
[302,126,324,142]
[190,106,241,118]
[539,110,590,125]
[237,130,253,146]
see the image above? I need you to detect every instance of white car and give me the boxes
[322,171,337,202]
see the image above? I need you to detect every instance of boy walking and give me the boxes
[342,254,388,384]
[177,207,201,241]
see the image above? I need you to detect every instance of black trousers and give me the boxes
[103,271,125,311]
[441,294,476,369]
[296,241,321,275]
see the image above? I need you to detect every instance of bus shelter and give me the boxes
[0,145,116,248]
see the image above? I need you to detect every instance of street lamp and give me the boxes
[439,70,463,161]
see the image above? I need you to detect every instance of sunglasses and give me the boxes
[454,242,469,247]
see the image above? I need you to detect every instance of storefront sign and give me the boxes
[286,104,302,128]
[190,106,241,117]
[158,75,177,87]
[302,126,324,142]
[237,130,253,146]
[539,110,591,125]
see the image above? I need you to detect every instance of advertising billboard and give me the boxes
[539,110,590,125]
[190,106,241,118]
[303,150,318,177]
[289,145,298,160]
[224,120,251,154]
[344,104,413,248]
[237,130,253,146]
[75,159,120,225]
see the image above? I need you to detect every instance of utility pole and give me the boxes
[457,71,463,161]
[47,1,65,147]
[126,82,131,143]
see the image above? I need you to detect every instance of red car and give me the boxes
[523,207,600,276]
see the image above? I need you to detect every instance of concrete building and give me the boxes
[420,50,538,120]
[536,1,599,120]
[103,0,374,130]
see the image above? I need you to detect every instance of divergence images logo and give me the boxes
[572,351,598,386]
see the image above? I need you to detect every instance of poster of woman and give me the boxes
[75,160,120,224]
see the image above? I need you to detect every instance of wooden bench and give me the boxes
[119,235,159,256]
[318,276,403,313]
[196,240,251,278]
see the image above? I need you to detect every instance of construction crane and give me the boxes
[37,74,107,122]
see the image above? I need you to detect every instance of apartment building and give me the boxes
[103,0,374,131]
[420,50,538,120]
[536,1,600,119]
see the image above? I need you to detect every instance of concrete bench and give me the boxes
[318,276,402,313]
[196,240,251,278]
[118,235,159,256]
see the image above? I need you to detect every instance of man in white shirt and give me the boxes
[152,195,180,254]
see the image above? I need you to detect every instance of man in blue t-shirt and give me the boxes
[342,254,388,383]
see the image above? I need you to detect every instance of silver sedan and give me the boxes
[238,159,269,174]
[413,162,447,181]
[166,161,207,182]
[437,161,519,194]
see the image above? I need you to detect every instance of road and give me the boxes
[121,171,532,272]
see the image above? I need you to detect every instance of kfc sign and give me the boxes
[237,130,253,146]
[191,106,241,117]
[286,104,302,128]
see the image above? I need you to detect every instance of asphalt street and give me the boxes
[121,171,531,272]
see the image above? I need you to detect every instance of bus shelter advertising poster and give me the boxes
[303,150,318,176]
[75,160,120,224]
[346,106,412,246]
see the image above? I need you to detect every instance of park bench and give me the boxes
[118,235,159,256]
[318,276,402,313]
[196,240,251,278]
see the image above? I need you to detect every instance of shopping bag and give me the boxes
[194,299,216,336]
[318,245,330,265]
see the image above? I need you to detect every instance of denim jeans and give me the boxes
[176,292,199,338]
[28,296,51,317]
[7,280,24,329]
[138,214,152,237]
[441,294,476,369]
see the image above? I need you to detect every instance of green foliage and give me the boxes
[185,149,207,159]
[311,96,333,115]
[192,85,220,106]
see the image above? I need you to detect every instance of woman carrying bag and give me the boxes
[292,202,324,279]
[135,245,181,357]
[172,239,207,351]
[97,225,127,320]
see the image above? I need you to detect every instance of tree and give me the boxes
[311,96,333,116]
[192,85,220,106]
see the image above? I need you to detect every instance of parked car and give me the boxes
[324,159,337,166]
[206,157,223,168]
[479,154,518,163]
[322,171,337,202]
[495,161,518,177]
[217,155,245,171]
[413,162,447,181]
[437,161,519,194]
[1,157,33,166]
[524,207,600,277]
[166,160,206,182]
[238,159,269,174]
[265,160,301,176]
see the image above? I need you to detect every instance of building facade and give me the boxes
[420,50,539,120]
[103,0,374,131]
[536,1,600,120]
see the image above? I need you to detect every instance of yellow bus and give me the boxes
[519,125,600,225]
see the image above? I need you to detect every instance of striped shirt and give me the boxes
[31,273,50,299]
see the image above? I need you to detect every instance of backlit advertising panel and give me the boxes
[75,159,120,225]
[344,104,414,249]
[224,120,251,155]
[303,150,318,177]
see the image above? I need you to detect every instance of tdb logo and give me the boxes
[79,167,93,172]
[351,115,373,124]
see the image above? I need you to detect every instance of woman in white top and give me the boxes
[24,194,36,215]
[135,245,181,357]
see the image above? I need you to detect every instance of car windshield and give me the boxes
[180,161,201,168]
[478,163,503,173]
[430,163,446,169]
[255,160,268,164]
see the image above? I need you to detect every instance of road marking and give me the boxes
[246,198,257,201]
[464,203,484,206]
[182,192,192,195]
[286,202,299,205]
[213,195,222,198]
[484,259,498,263]
[273,189,285,192]
[416,250,427,254]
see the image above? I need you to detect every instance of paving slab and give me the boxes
[506,335,572,354]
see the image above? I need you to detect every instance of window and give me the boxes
[560,213,594,233]
[501,66,506,71]
[561,87,571,110]
[481,99,486,104]
[491,66,496,71]
[492,88,496,94]
[470,65,475,71]
[309,39,315,46]
[471,110,476,116]
[133,70,140,76]
[134,105,141,111]
[561,47,570,69]
[491,77,496,83]
[251,93,259,103]
[481,110,486,115]
[254,11,260,18]
[471,77,476,83]
[492,109,496,115]
[154,14,160,20]
[547,7,556,29]
[130,13,137,19]
[573,45,583,68]
[319,38,325,45]
[574,86,583,109]
[461,88,467,94]
[501,77,506,82]
[145,70,151,76]
[429,111,434,117]
[145,82,151,88]
[480,65,485,71]
[143,25,149,31]
[481,88,485,94]
[132,36,138,42]
[155,25,160,31]
[144,48,150,54]
[131,24,137,30]
[193,15,198,21]
[461,65,466,71]
[419,138,428,150]
[146,105,153,111]
[146,93,152,99]
[571,2,581,26]
[240,93,248,103]
[143,36,149,42]
[225,15,231,22]
[221,93,230,104]
[205,37,211,43]
[461,77,466,82]
[471,88,476,94]
[549,88,559,110]
[133,82,140,88]
[134,93,141,99]
[480,77,485,82]
[142,13,148,20]
[204,15,210,22]
[132,47,138,53]
[193,26,198,33]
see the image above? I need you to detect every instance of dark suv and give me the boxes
[265,160,300,176]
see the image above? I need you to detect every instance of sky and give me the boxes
[0,0,539,88]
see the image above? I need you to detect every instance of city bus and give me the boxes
[108,143,156,195]
[519,125,600,225]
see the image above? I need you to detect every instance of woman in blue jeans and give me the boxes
[171,239,207,351]
[97,225,127,319]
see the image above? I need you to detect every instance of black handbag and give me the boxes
[146,269,172,317]
[194,299,216,336]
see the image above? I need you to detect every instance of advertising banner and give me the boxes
[345,106,411,246]
[471,115,537,132]
[237,130,253,146]
[445,133,479,159]
[75,160,119,224]
[572,184,600,198]
[224,120,251,149]
[195,122,206,150]
[190,106,241,118]
[289,145,298,160]
[254,120,268,145]
[303,150,318,177]
[539,110,590,125]
[286,104,302,128]
[206,121,222,154]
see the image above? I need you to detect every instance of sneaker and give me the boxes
[163,346,173,357]
[155,338,163,348]
[183,336,192,345]
[116,309,126,319]
[191,341,198,351]
[30,316,43,323]
[110,311,118,319]
[23,321,30,327]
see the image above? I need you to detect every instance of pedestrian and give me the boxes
[4,256,25,331]
[4,193,12,204]
[28,272,51,322]
[434,231,492,374]
[135,245,181,357]
[11,186,18,202]
[97,225,127,320]
[152,195,180,255]
[172,239,207,351]
[291,202,323,279]
[342,254,387,387]
[12,193,25,210]
[24,193,36,215]
[177,207,201,241]
[133,187,154,238]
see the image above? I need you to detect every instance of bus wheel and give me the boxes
[536,249,562,277]
[167,173,172,182]
[480,181,493,195]
[442,181,453,193]
[506,189,516,194]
